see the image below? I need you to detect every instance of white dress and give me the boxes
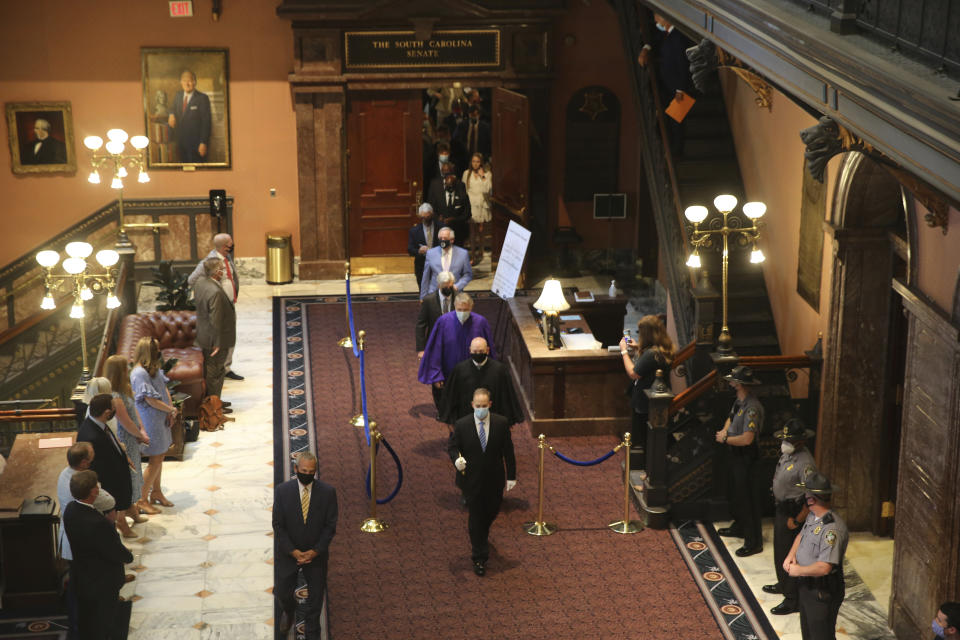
[462,169,493,223]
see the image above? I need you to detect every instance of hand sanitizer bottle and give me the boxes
[608,280,617,298]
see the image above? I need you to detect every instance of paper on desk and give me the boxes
[38,436,73,449]
[560,333,602,350]
[559,314,581,322]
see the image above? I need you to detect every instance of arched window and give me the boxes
[563,86,620,202]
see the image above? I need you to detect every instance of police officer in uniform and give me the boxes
[764,418,817,615]
[785,472,848,640]
[715,365,765,556]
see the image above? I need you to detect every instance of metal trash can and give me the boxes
[265,231,293,284]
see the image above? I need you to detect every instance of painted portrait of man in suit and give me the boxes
[6,102,76,174]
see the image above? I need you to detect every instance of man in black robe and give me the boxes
[440,337,523,426]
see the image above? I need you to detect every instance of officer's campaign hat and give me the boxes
[773,418,816,442]
[796,471,835,495]
[722,365,762,386]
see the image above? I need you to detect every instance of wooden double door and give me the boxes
[346,88,530,265]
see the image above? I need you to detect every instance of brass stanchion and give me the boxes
[608,432,643,534]
[360,425,388,533]
[523,434,556,536]
[338,261,353,349]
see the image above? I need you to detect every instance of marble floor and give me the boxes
[123,257,895,639]
[716,519,896,640]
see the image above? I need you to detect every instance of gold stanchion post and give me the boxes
[608,432,643,534]
[360,426,388,533]
[338,261,353,349]
[523,434,556,536]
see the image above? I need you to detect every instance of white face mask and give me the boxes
[781,441,795,455]
[456,310,470,324]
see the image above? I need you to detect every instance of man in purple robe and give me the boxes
[418,293,495,416]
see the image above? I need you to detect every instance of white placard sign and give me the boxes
[491,220,531,300]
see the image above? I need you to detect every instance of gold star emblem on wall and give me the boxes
[579,90,608,120]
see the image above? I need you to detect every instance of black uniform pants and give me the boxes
[728,450,762,549]
[77,591,119,640]
[773,503,803,603]
[798,576,844,640]
[276,559,327,639]
[466,489,503,563]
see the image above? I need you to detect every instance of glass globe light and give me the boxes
[138,170,150,184]
[80,286,93,301]
[83,135,104,151]
[111,175,123,190]
[69,303,85,319]
[40,293,56,310]
[684,205,708,224]
[65,241,93,258]
[713,194,738,213]
[106,128,128,143]
[36,250,60,268]
[117,166,128,178]
[750,247,766,264]
[87,170,100,184]
[96,249,120,267]
[105,140,124,155]
[106,293,121,309]
[130,135,149,150]
[62,257,87,275]
[743,201,767,219]
[686,252,702,268]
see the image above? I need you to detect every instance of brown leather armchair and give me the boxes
[116,311,203,418]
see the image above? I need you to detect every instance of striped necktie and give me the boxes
[301,486,310,523]
[478,420,487,452]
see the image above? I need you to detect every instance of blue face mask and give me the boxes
[474,406,489,420]
[932,619,945,638]
[656,23,667,32]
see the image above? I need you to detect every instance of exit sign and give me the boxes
[169,1,193,17]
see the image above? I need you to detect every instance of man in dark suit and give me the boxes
[427,164,470,247]
[194,256,236,400]
[63,469,133,640]
[77,394,132,517]
[448,387,516,576]
[20,118,67,164]
[454,104,491,159]
[637,13,695,157]
[416,271,455,361]
[407,203,439,287]
[273,451,338,639]
[167,69,212,163]
[440,337,524,426]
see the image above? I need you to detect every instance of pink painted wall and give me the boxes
[720,72,836,361]
[913,203,960,313]
[0,0,298,264]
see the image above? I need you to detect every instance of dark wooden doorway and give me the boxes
[490,87,530,269]
[347,91,423,258]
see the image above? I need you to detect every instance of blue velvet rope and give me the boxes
[345,276,359,358]
[358,348,370,446]
[552,447,618,466]
[365,436,404,504]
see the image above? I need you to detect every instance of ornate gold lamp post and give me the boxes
[36,242,122,382]
[83,129,167,251]
[684,195,766,353]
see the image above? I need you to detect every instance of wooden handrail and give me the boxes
[91,260,128,378]
[740,355,813,370]
[670,369,717,414]
[0,407,76,423]
[672,339,696,368]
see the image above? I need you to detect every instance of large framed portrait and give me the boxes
[5,101,76,174]
[141,47,231,169]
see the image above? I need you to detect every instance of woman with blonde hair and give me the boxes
[131,337,178,508]
[462,152,492,265]
[618,315,676,466]
[105,354,156,517]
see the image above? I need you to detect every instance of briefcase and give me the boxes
[20,494,56,518]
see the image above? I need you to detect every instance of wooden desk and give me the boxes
[506,296,630,437]
[0,432,75,609]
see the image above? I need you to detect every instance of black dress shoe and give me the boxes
[762,583,782,594]
[222,407,234,414]
[225,371,244,380]
[221,401,232,407]
[473,561,485,576]
[770,601,798,615]
[735,545,763,557]
[278,609,294,634]
[717,526,744,537]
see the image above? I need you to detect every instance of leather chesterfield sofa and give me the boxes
[116,311,203,418]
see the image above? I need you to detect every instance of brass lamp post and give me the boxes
[684,195,766,353]
[36,242,122,382]
[83,129,167,252]
[533,278,570,350]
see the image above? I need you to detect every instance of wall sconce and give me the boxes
[533,278,570,350]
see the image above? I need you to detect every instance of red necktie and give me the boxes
[182,94,189,115]
[223,257,237,303]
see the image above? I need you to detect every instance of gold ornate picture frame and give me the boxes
[5,101,76,175]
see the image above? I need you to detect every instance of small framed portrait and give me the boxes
[141,47,231,169]
[5,101,76,174]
